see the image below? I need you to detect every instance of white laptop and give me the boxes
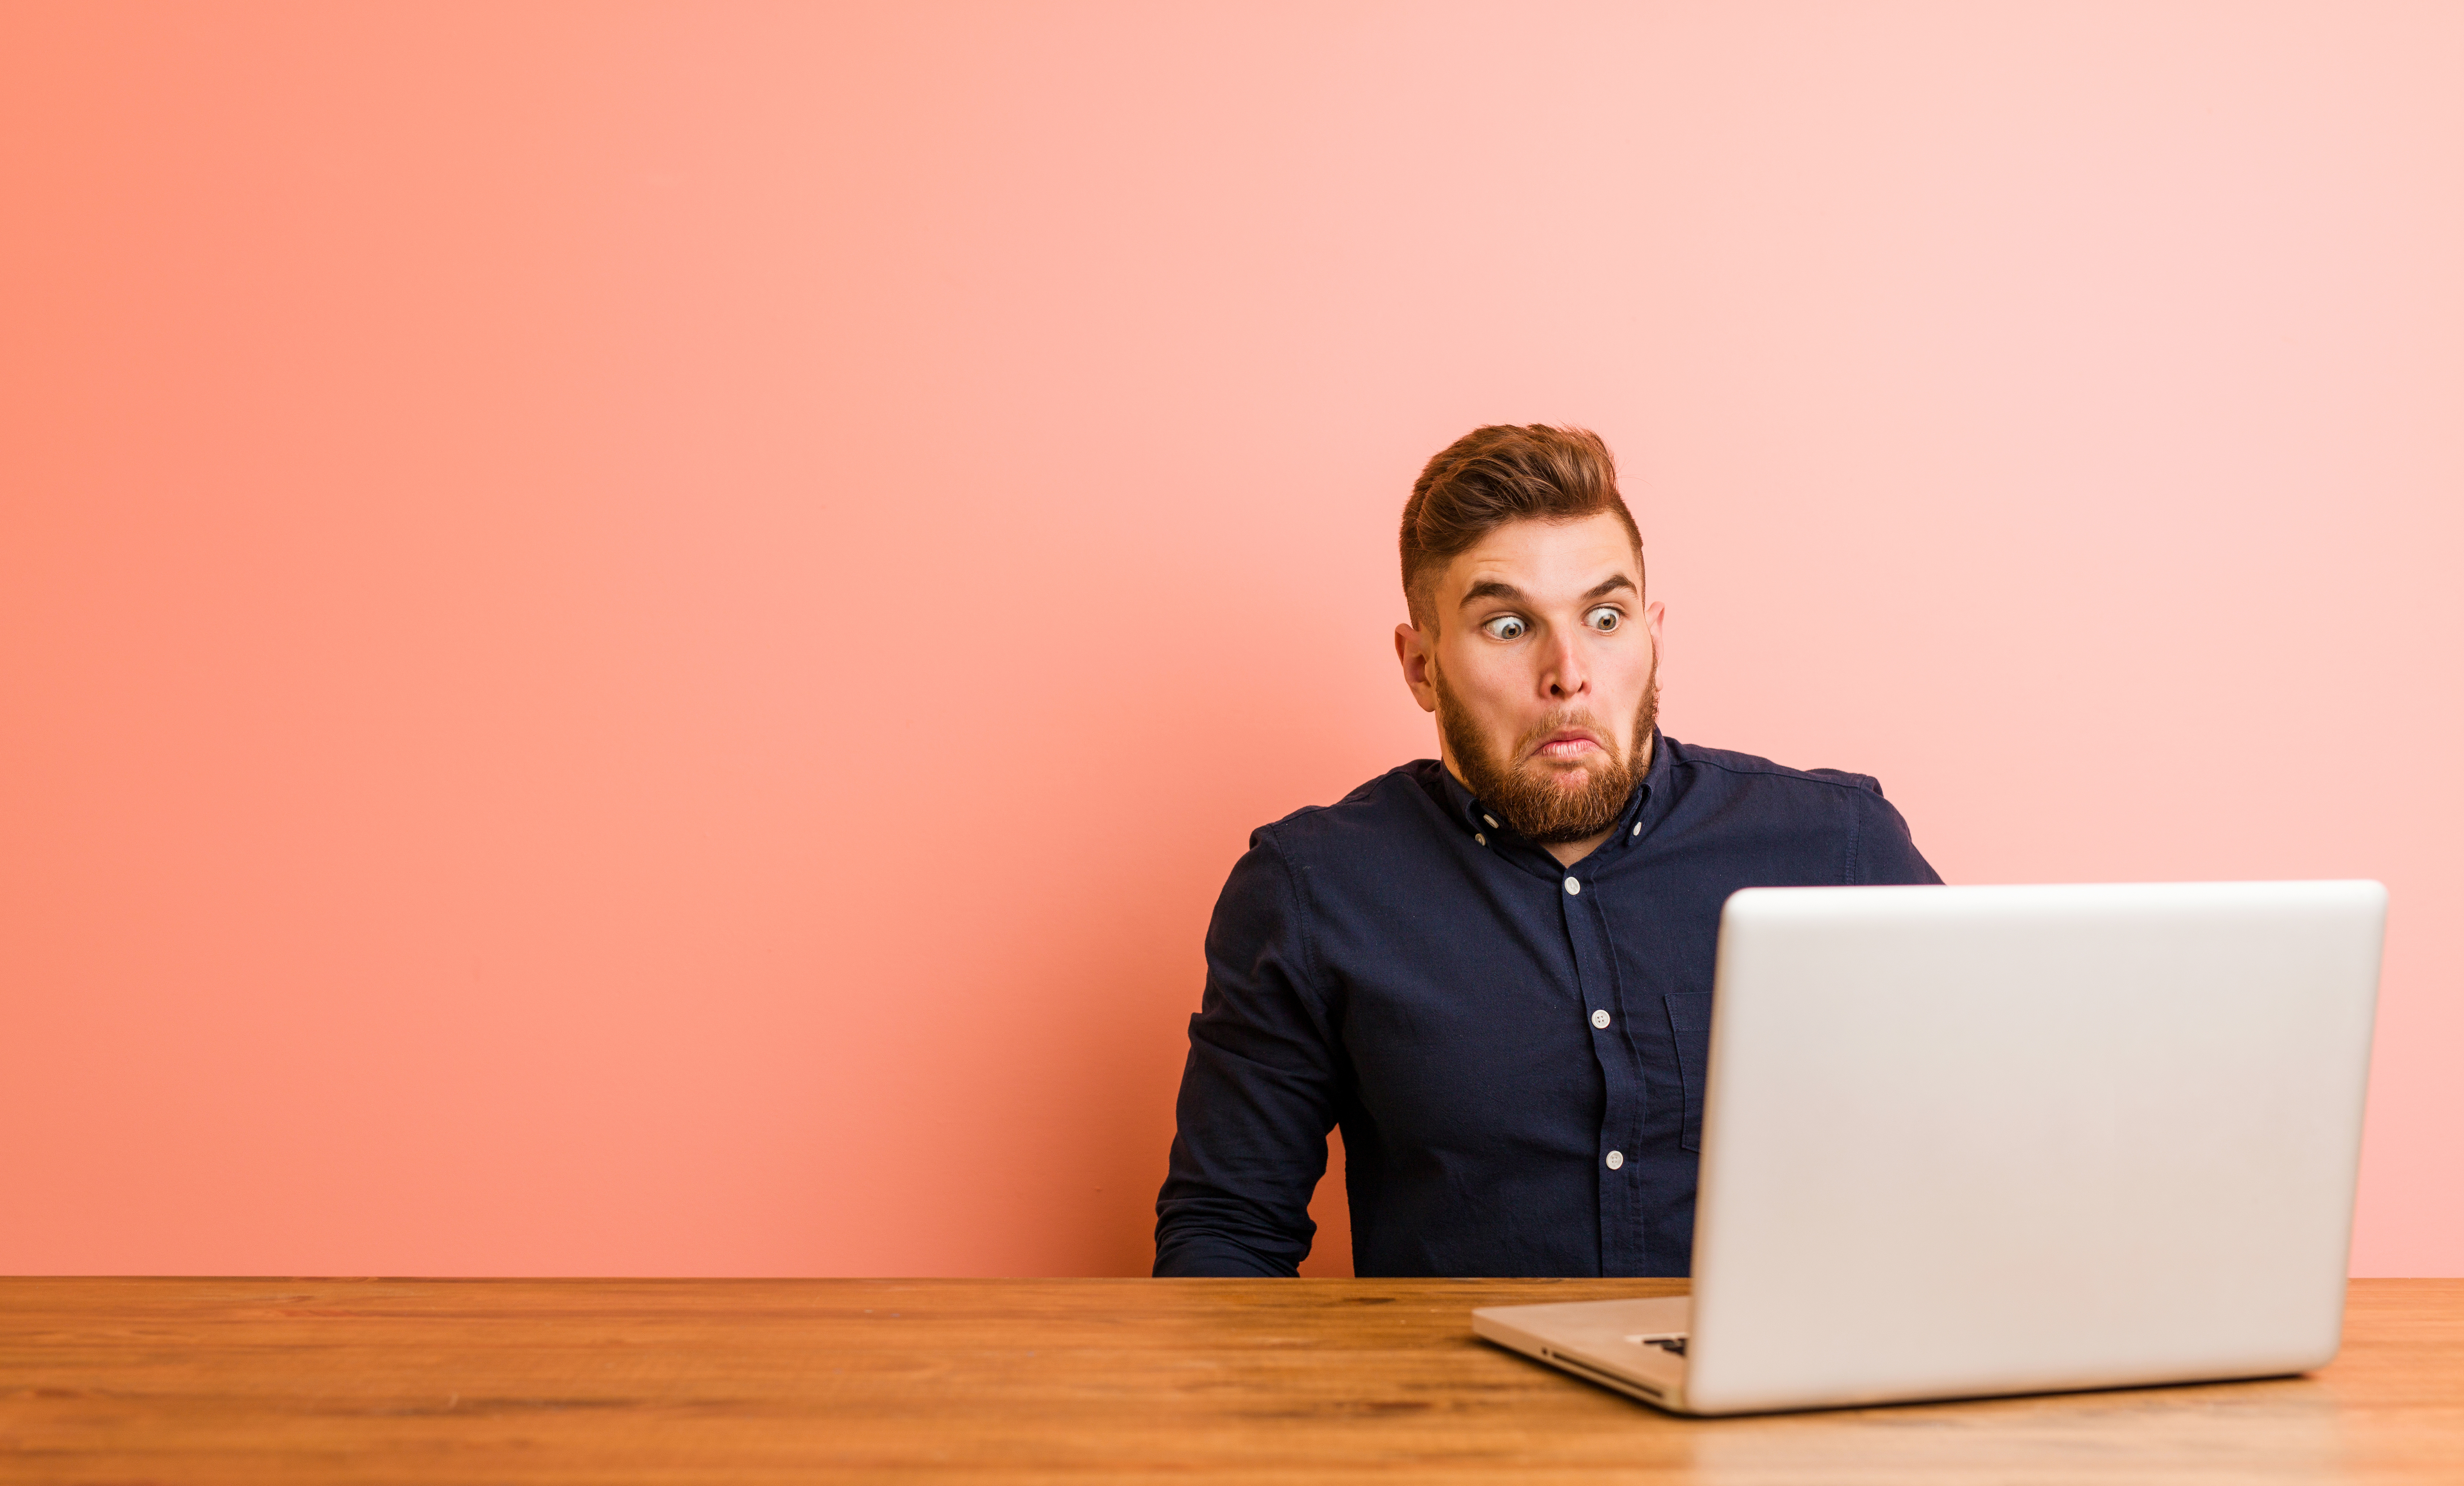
[1473,880,2386,1416]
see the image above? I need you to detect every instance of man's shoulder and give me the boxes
[1246,761,1448,859]
[1659,738,1937,884]
[1662,737,1888,799]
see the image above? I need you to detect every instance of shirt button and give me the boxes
[1473,833,1486,847]
[1606,1150,1625,1171]
[1591,1009,1611,1029]
[1483,814,1499,829]
[1564,876,1581,896]
[1631,821,1643,837]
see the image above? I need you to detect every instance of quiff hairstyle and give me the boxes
[1399,423,1643,630]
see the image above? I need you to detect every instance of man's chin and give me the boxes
[1499,756,1633,841]
[1517,759,1614,790]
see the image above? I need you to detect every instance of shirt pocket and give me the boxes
[1664,992,1715,1153]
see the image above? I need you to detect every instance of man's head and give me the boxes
[1394,425,1662,847]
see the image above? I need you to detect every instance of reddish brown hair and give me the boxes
[1399,423,1641,627]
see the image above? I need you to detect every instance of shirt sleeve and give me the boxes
[1851,785,1944,885]
[1153,828,1339,1277]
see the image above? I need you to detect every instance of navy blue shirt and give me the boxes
[1154,733,1940,1278]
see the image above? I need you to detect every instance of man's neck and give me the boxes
[1542,832,1610,870]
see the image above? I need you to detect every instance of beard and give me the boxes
[1435,664,1658,845]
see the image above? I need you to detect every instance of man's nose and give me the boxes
[1542,632,1590,699]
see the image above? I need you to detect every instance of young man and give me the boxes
[1153,424,1940,1279]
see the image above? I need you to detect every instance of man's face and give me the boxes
[1394,511,1663,844]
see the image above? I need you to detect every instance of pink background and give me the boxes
[4,3,2457,1277]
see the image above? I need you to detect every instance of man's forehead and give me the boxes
[1447,514,1640,595]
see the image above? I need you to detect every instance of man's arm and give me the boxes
[1153,830,1340,1277]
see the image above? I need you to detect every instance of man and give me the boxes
[1153,424,1940,1278]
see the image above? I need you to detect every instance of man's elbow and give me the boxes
[1152,1230,1304,1278]
[1152,1195,1314,1277]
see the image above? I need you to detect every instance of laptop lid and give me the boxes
[1682,880,2385,1415]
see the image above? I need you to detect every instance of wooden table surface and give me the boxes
[4,1277,2460,1484]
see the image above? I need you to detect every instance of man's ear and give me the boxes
[1394,621,1439,715]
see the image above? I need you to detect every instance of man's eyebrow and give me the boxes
[1459,574,1636,609]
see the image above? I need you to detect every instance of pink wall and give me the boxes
[3,3,2457,1277]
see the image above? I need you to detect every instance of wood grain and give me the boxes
[3,1278,2458,1483]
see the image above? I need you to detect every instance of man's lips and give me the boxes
[1531,731,1603,762]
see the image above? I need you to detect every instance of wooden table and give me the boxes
[4,1278,2459,1483]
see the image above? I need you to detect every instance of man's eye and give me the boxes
[1481,615,1528,641]
[1586,606,1622,632]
